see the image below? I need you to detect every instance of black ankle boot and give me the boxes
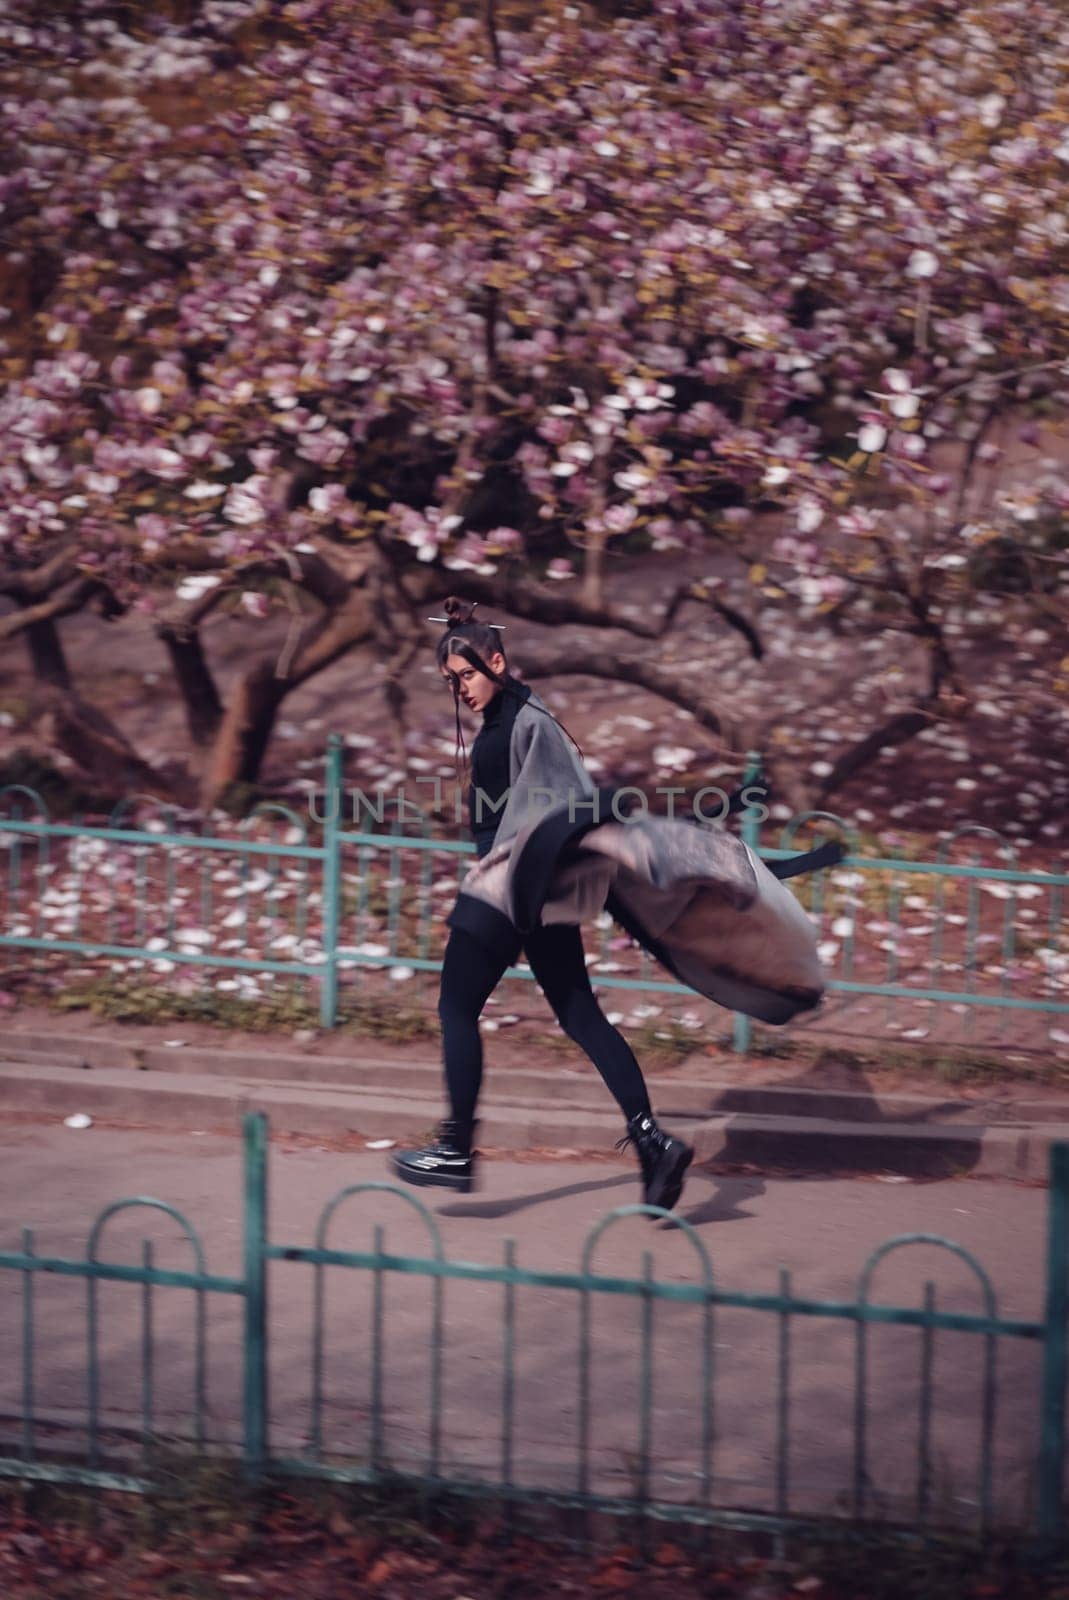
[391,1119,477,1193]
[619,1111,692,1213]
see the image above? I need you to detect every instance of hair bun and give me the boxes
[443,596,478,625]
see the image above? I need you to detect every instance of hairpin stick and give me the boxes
[427,616,506,629]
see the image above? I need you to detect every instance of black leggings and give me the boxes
[438,923,652,1128]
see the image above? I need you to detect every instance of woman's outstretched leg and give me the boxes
[392,927,508,1192]
[524,923,692,1211]
[523,922,651,1119]
[438,926,508,1126]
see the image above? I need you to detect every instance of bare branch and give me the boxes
[154,547,355,641]
[485,0,502,70]
[953,400,1001,523]
[426,570,762,649]
[155,579,240,641]
[934,357,1066,407]
[691,583,765,660]
[815,706,935,804]
[872,534,961,698]
[281,589,377,687]
[0,577,103,644]
[0,546,83,603]
[518,643,733,744]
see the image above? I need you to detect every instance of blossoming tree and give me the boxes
[2,0,1067,805]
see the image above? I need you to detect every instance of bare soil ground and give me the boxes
[1,548,1066,851]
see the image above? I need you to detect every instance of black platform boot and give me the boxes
[620,1111,693,1213]
[391,1119,477,1193]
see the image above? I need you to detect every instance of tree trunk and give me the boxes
[22,686,175,804]
[199,587,376,808]
[199,663,287,808]
[25,619,70,689]
[159,628,224,747]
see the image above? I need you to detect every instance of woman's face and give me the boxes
[442,650,506,713]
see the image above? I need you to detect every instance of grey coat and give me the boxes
[447,689,827,1024]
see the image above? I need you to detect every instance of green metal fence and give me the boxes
[1,736,1067,1049]
[0,1113,1065,1546]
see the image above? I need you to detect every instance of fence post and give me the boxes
[319,734,344,1029]
[732,750,764,1056]
[1039,1140,1069,1548]
[242,1111,269,1475]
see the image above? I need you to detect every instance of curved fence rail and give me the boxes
[0,1115,1065,1548]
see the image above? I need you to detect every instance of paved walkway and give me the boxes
[0,1119,1051,1530]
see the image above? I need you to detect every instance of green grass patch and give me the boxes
[35,974,438,1045]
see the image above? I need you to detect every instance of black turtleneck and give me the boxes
[468,676,531,857]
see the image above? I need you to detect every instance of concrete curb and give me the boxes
[1,1058,1065,1179]
[4,1028,1065,1124]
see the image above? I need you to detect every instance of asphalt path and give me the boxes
[0,1121,1052,1532]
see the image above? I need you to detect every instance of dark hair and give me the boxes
[435,597,507,777]
[433,596,584,781]
[435,596,508,682]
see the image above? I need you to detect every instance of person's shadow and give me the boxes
[655,1046,985,1180]
[437,1169,763,1227]
[436,1046,975,1233]
[436,1172,630,1220]
[676,1173,764,1227]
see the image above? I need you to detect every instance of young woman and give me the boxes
[390,597,695,1211]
